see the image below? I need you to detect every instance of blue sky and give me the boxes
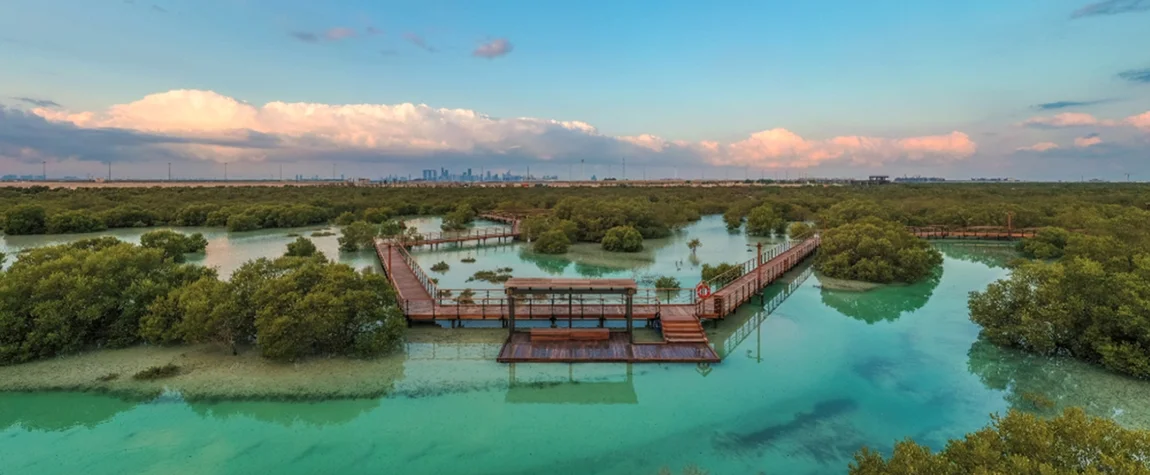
[1,0,1149,180]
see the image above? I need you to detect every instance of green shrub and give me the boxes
[140,230,208,262]
[533,229,571,254]
[601,225,643,252]
[285,237,318,257]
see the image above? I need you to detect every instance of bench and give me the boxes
[529,328,611,342]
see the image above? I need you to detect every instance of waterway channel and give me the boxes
[1,215,1148,474]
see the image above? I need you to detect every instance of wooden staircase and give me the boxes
[660,314,708,344]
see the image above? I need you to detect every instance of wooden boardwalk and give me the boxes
[378,218,1030,363]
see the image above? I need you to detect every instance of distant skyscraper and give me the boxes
[422,169,436,180]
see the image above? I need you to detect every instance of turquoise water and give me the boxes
[2,217,1149,474]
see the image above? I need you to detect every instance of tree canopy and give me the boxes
[746,204,785,236]
[817,217,943,283]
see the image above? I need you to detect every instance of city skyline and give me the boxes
[1,0,1149,181]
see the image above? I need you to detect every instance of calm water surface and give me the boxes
[1,216,1148,475]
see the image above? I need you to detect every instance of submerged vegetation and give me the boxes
[133,363,181,381]
[468,267,515,284]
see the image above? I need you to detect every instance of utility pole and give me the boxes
[107,162,112,181]
[41,160,46,181]
[332,163,336,181]
[224,162,228,181]
[168,162,171,181]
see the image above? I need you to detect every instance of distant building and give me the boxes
[868,175,890,185]
[422,169,436,181]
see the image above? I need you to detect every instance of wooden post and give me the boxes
[508,291,516,333]
[626,290,634,344]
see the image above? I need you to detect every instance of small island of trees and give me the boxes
[816,217,943,284]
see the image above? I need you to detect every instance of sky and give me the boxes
[1,0,1149,181]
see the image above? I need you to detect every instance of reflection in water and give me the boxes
[818,268,942,324]
[517,249,573,275]
[574,261,615,277]
[711,265,814,358]
[936,242,1018,269]
[505,364,637,405]
[966,339,1150,428]
[0,392,138,431]
[189,398,382,428]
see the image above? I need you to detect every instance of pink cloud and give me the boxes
[1021,112,1106,127]
[324,27,358,41]
[1074,135,1102,148]
[1127,111,1150,130]
[1017,142,1060,152]
[705,129,976,168]
[473,38,514,59]
[31,89,979,169]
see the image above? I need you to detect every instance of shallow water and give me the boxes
[1,216,1148,475]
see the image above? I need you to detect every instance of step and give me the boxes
[664,337,708,343]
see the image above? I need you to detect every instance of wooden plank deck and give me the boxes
[496,332,719,363]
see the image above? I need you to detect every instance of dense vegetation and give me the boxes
[5,182,1150,238]
[0,236,404,365]
[850,408,1150,474]
[745,203,786,236]
[969,257,1150,379]
[441,203,476,231]
[968,196,1150,379]
[816,217,943,283]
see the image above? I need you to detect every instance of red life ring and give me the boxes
[696,282,712,299]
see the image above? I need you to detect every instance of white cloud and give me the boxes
[29,89,980,168]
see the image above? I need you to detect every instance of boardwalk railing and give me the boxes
[398,288,682,320]
[909,226,1038,240]
[401,227,518,247]
[697,235,821,318]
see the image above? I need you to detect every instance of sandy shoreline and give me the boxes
[0,328,509,401]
